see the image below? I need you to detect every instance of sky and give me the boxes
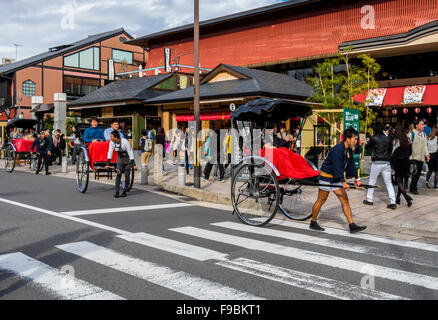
[0,0,284,62]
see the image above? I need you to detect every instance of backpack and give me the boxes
[144,137,153,152]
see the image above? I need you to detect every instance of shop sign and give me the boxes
[108,59,115,81]
[403,85,426,105]
[229,103,236,112]
[365,88,386,107]
[343,108,360,169]
[164,48,171,73]
[102,107,114,118]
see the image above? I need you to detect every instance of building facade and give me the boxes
[0,28,146,129]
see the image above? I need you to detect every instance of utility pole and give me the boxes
[193,0,201,188]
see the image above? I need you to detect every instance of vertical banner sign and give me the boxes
[343,108,360,169]
[108,59,115,81]
[164,48,171,73]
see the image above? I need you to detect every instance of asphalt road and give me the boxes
[1,170,438,300]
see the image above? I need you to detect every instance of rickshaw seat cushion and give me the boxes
[13,139,35,153]
[88,141,117,170]
[259,147,320,180]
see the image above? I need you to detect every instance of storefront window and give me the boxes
[63,76,100,100]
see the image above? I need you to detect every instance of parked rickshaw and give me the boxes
[1,118,40,173]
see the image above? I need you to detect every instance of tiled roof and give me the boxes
[68,73,173,106]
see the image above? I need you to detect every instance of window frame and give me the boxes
[63,46,100,71]
[22,79,36,97]
[111,48,134,65]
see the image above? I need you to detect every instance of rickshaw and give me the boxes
[74,123,135,193]
[1,118,40,173]
[230,98,369,227]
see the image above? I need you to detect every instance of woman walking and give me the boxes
[425,125,438,189]
[392,125,413,207]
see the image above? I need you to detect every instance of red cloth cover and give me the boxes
[13,139,35,152]
[88,141,117,170]
[259,147,320,180]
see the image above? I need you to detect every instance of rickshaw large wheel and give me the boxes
[231,162,280,226]
[121,166,135,192]
[278,185,314,221]
[76,149,89,193]
[4,144,16,173]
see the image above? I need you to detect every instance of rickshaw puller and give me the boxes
[105,130,137,198]
[310,127,367,234]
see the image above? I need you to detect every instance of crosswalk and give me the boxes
[1,217,438,300]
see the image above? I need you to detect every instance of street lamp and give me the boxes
[193,0,201,188]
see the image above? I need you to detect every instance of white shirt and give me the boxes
[107,138,134,160]
[427,136,438,154]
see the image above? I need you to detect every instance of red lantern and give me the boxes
[392,109,397,115]
[415,107,420,113]
[403,108,408,114]
[427,107,432,114]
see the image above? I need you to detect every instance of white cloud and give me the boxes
[0,0,282,61]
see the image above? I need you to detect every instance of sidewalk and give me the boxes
[11,157,438,243]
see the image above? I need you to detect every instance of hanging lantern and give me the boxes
[427,107,432,114]
[392,109,397,115]
[415,107,420,114]
[403,108,408,114]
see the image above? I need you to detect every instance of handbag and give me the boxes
[409,161,418,176]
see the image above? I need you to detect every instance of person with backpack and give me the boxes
[408,119,430,194]
[140,129,153,168]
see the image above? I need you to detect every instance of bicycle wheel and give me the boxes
[279,185,315,221]
[4,144,16,173]
[231,162,280,226]
[76,148,89,193]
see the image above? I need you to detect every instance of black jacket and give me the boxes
[155,133,166,146]
[392,143,412,161]
[320,142,358,182]
[366,134,393,162]
[31,137,53,154]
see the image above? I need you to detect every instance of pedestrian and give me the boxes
[392,125,413,207]
[45,129,54,166]
[407,119,430,194]
[30,130,53,175]
[363,123,397,209]
[202,130,225,183]
[140,129,153,168]
[310,127,366,233]
[224,128,232,170]
[170,129,182,165]
[105,130,137,198]
[155,128,167,175]
[71,125,81,165]
[423,119,431,137]
[425,125,438,189]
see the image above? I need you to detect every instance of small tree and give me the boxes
[43,114,54,131]
[307,47,381,136]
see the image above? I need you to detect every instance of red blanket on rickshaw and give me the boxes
[13,139,35,153]
[259,147,320,180]
[87,141,117,170]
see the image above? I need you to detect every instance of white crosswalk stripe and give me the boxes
[0,252,123,300]
[170,226,438,292]
[55,241,263,300]
[212,221,438,268]
[61,203,193,216]
[257,218,438,253]
[118,231,408,300]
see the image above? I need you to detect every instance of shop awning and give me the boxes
[353,84,438,107]
[176,111,231,122]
